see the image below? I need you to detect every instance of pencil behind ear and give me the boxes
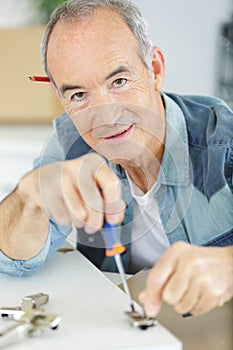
[29,76,50,82]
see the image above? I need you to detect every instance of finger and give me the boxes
[83,184,104,233]
[63,176,105,233]
[140,249,178,317]
[65,197,88,229]
[77,154,125,225]
[76,173,104,233]
[38,163,72,224]
[94,163,125,224]
[61,176,88,228]
[174,281,201,315]
[138,290,162,317]
[190,293,216,316]
[162,261,192,306]
[189,283,224,316]
[174,274,224,316]
[178,266,227,316]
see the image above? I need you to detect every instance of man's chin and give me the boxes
[95,149,143,167]
[92,140,146,166]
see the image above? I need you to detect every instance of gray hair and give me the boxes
[41,0,153,81]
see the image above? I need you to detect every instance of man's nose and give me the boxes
[71,94,124,134]
[91,103,123,128]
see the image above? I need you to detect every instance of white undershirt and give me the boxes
[126,173,170,273]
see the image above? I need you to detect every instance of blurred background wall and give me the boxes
[134,0,233,101]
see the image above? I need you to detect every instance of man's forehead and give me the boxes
[48,7,137,50]
[47,7,140,83]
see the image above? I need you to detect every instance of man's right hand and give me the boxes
[38,152,125,233]
[0,153,125,260]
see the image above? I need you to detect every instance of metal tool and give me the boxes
[101,221,135,312]
[0,292,61,347]
[125,310,157,330]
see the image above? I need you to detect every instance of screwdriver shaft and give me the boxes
[101,220,135,312]
[114,254,135,312]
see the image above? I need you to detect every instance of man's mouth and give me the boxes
[103,125,133,140]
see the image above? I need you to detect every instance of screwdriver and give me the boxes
[101,221,135,312]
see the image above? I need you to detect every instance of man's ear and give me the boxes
[151,46,165,91]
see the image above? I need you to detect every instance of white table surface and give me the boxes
[0,249,182,350]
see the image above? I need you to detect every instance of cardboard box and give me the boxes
[0,26,64,123]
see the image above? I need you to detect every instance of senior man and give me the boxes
[0,0,232,318]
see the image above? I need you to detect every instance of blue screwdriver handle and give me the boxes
[101,221,126,257]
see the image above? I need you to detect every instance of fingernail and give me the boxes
[108,213,123,224]
[144,304,159,318]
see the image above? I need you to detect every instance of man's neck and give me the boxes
[122,141,164,193]
[120,93,166,193]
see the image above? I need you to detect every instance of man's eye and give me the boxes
[71,92,86,101]
[112,78,127,88]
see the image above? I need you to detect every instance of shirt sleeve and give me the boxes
[0,220,72,277]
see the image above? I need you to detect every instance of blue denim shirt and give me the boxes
[1,93,232,276]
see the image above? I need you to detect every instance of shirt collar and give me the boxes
[158,93,190,186]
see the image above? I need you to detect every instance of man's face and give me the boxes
[47,8,165,164]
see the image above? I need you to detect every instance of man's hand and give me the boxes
[38,152,125,233]
[0,153,125,260]
[139,242,233,317]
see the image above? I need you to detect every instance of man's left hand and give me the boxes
[139,241,233,317]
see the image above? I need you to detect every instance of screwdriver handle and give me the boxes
[101,221,126,257]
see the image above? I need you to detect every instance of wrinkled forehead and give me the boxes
[46,7,140,71]
[46,8,144,92]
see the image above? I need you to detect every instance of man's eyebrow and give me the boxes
[60,84,85,95]
[59,66,130,95]
[105,66,131,81]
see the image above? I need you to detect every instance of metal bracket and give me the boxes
[0,292,61,347]
[125,310,157,330]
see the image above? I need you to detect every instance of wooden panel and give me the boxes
[123,269,233,350]
[0,26,64,123]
